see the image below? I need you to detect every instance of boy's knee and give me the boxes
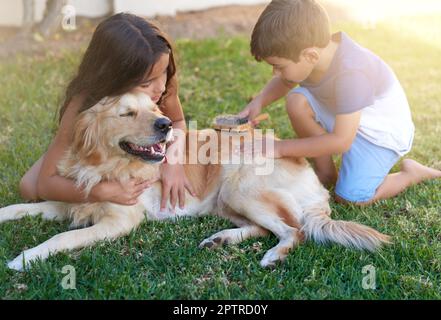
[316,170,338,189]
[19,176,39,201]
[286,93,315,120]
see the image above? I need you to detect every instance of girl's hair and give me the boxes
[251,0,330,63]
[59,13,176,122]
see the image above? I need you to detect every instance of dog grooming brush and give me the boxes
[213,113,269,132]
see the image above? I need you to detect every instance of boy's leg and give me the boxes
[19,154,45,201]
[364,159,441,204]
[286,92,338,187]
[334,134,441,205]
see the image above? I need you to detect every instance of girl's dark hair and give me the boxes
[59,13,176,122]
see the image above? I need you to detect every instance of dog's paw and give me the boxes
[7,255,26,272]
[199,236,229,250]
[260,248,286,268]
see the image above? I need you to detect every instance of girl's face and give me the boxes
[133,53,169,104]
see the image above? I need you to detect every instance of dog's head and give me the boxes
[73,92,173,165]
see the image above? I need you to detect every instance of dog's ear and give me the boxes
[73,111,104,165]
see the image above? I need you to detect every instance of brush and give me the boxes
[212,113,269,132]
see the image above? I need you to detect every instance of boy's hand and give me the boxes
[238,95,263,126]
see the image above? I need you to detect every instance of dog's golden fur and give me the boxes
[0,93,391,271]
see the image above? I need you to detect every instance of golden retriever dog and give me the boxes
[0,93,390,271]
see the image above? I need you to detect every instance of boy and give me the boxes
[239,0,441,204]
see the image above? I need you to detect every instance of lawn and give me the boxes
[0,16,440,299]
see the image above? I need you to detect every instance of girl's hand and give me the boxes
[238,95,263,126]
[89,178,154,206]
[160,162,196,211]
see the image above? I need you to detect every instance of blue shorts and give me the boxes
[290,87,400,202]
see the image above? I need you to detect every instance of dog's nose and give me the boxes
[154,118,172,134]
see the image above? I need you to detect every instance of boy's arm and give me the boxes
[240,76,296,121]
[257,76,297,108]
[276,111,361,158]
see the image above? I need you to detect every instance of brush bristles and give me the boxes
[214,114,248,126]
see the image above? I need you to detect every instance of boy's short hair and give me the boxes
[251,0,331,62]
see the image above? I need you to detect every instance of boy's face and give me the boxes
[265,54,316,84]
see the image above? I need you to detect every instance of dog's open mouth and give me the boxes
[119,141,166,162]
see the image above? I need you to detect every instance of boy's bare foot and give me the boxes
[401,159,441,184]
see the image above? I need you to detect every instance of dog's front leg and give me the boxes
[7,214,138,272]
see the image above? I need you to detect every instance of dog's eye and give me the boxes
[120,111,136,117]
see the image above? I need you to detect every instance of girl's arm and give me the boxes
[37,96,150,205]
[159,76,195,210]
[160,75,187,155]
[36,96,92,202]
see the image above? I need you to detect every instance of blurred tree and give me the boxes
[21,0,113,37]
[37,0,68,38]
[21,0,67,38]
[107,0,115,16]
[22,0,35,33]
[1,0,114,58]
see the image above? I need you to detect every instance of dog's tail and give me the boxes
[302,212,391,252]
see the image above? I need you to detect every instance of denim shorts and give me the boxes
[289,87,400,202]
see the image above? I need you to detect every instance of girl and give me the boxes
[19,13,195,210]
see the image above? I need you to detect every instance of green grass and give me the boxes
[1,16,440,299]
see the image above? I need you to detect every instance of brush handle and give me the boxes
[252,113,269,123]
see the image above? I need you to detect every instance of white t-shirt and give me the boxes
[300,32,414,156]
